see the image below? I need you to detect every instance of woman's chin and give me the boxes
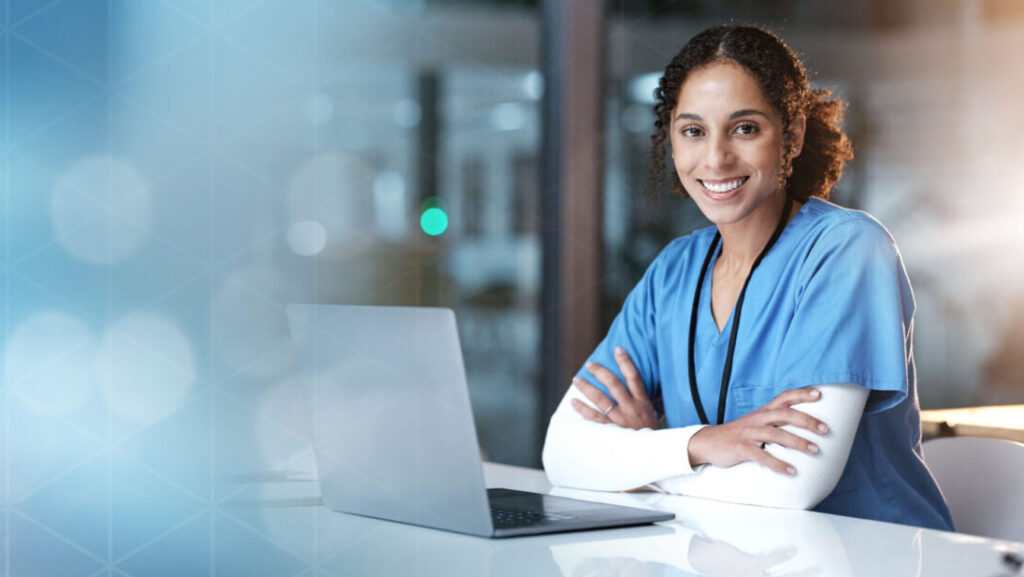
[692,198,745,226]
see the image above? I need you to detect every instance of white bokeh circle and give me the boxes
[50,156,151,265]
[5,312,97,415]
[523,71,544,100]
[94,313,196,426]
[287,220,328,256]
[490,102,526,131]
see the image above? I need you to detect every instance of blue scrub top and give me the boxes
[578,197,954,531]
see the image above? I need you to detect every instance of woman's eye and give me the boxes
[734,123,759,136]
[680,126,703,138]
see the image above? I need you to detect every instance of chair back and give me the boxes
[922,436,1024,542]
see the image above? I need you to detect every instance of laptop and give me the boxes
[286,304,675,538]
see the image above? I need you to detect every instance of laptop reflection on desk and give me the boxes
[286,304,674,538]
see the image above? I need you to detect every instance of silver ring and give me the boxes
[601,404,616,417]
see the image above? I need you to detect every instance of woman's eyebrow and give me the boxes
[674,112,702,124]
[673,109,770,124]
[729,108,769,120]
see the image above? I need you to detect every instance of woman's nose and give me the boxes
[703,135,734,169]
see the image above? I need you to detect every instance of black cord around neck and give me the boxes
[687,195,794,425]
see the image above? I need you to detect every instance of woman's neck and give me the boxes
[716,193,800,275]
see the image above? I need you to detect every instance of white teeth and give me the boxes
[701,177,746,193]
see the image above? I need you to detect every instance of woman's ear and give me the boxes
[789,113,807,159]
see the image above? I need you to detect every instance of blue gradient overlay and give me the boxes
[0,1,505,574]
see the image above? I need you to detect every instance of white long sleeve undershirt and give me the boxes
[542,382,868,510]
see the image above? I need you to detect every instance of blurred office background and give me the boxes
[2,0,1023,574]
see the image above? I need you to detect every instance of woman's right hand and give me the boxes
[687,387,830,475]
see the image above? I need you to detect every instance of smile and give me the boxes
[699,177,749,193]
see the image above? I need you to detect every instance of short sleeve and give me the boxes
[575,243,673,403]
[775,217,915,414]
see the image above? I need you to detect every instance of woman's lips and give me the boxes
[698,176,749,200]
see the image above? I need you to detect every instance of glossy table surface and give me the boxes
[233,462,1023,577]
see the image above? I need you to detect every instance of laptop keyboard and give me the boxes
[490,506,575,529]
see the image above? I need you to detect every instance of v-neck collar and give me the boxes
[705,247,733,342]
[700,199,810,342]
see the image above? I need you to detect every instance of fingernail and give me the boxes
[586,362,595,370]
[818,423,829,433]
[807,443,819,454]
[614,347,624,356]
[786,466,796,475]
[811,389,821,398]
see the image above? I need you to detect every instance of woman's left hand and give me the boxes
[571,347,660,430]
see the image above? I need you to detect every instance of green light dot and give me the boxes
[420,207,449,236]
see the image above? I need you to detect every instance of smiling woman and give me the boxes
[670,63,798,233]
[543,25,954,531]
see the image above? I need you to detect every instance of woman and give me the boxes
[542,25,953,531]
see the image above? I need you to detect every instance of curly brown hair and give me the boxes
[650,25,853,202]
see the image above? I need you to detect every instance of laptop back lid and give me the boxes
[287,304,494,537]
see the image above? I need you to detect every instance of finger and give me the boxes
[761,406,829,435]
[569,377,614,422]
[745,445,797,476]
[571,398,611,424]
[768,386,822,409]
[572,377,616,414]
[573,375,630,427]
[585,362,632,404]
[757,426,820,455]
[613,347,649,401]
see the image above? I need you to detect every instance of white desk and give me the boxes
[227,462,1023,576]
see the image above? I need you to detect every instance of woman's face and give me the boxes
[670,61,795,228]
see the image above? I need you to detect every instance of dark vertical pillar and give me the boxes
[540,0,604,456]
[416,70,443,305]
[416,70,440,204]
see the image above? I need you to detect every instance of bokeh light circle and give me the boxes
[5,312,97,415]
[420,207,448,236]
[50,156,151,265]
[94,313,196,426]
[287,220,328,256]
[490,102,526,131]
[523,71,544,100]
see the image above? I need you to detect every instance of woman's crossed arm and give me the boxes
[542,352,867,509]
